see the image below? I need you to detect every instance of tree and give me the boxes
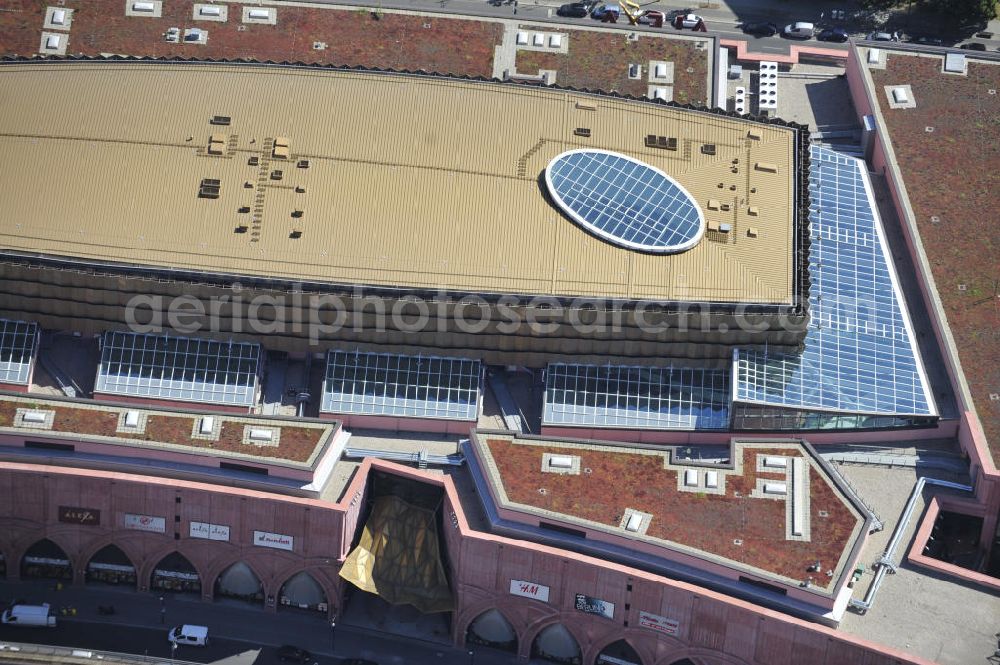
[925,0,997,25]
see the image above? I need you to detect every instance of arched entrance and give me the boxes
[466,608,517,653]
[595,640,644,665]
[278,571,328,613]
[150,552,201,595]
[86,545,137,586]
[532,623,582,664]
[214,562,263,605]
[20,539,72,580]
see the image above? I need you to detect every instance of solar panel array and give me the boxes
[735,147,934,416]
[0,319,38,385]
[546,150,703,253]
[321,350,481,421]
[96,331,261,406]
[542,363,731,429]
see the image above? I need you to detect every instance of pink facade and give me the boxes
[322,412,475,435]
[0,457,935,665]
[92,392,253,415]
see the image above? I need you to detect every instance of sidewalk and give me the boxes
[0,580,522,665]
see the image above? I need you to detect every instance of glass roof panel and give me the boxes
[545,149,705,253]
[734,147,935,416]
[0,319,38,385]
[542,363,731,430]
[95,331,260,406]
[321,350,481,421]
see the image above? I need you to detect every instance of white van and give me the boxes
[783,22,815,39]
[1,604,57,628]
[167,624,209,647]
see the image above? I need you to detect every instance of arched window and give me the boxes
[86,544,136,586]
[466,609,517,652]
[531,623,581,665]
[150,552,200,595]
[278,571,328,612]
[214,562,263,604]
[21,539,71,580]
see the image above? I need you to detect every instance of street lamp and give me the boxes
[330,616,337,654]
[468,649,475,665]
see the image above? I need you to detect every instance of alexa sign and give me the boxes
[253,530,294,551]
[124,513,166,533]
[189,521,230,542]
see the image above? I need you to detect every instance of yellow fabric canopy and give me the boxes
[340,495,454,613]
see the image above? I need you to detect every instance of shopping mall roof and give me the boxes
[0,59,801,304]
[466,432,869,604]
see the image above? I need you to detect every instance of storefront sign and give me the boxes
[509,579,550,602]
[638,610,679,636]
[597,656,641,665]
[124,513,165,533]
[574,593,614,620]
[189,521,230,542]
[253,530,293,551]
[58,506,100,526]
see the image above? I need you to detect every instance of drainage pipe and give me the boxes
[849,476,973,613]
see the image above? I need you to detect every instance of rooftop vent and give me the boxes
[867,48,881,64]
[132,2,155,12]
[549,455,573,469]
[684,469,698,487]
[270,170,283,181]
[289,230,302,239]
[199,416,215,435]
[891,87,909,104]
[516,32,528,45]
[944,53,966,74]
[533,33,544,47]
[210,115,231,126]
[755,161,778,173]
[763,456,788,468]
[705,470,719,489]
[624,513,642,532]
[235,225,248,233]
[645,135,677,150]
[248,428,273,442]
[248,8,270,19]
[763,482,787,495]
[51,9,66,24]
[44,35,61,49]
[574,127,591,138]
[22,411,47,423]
[198,178,221,199]
[549,34,563,48]
[701,144,716,155]
[248,156,259,166]
[199,5,222,16]
[296,159,310,169]
[124,411,141,428]
[575,102,596,111]
[653,63,668,79]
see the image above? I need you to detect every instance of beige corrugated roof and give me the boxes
[0,61,796,303]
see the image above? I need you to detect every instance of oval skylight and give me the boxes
[544,149,705,253]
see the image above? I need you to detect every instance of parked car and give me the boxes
[168,624,209,647]
[673,13,705,29]
[817,27,849,42]
[868,31,898,41]
[636,10,665,26]
[783,22,815,39]
[960,42,987,50]
[909,34,944,46]
[277,645,313,663]
[741,21,778,37]
[556,3,589,18]
[590,3,619,19]
[665,8,693,19]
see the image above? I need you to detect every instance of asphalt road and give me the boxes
[0,620,285,664]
